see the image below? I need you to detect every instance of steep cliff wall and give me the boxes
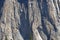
[0,0,60,40]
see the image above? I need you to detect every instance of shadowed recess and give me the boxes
[18,0,32,40]
[0,0,5,19]
[18,0,28,7]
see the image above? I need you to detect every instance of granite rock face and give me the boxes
[0,0,60,40]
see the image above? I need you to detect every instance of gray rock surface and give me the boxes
[0,0,60,40]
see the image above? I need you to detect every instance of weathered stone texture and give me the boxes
[0,0,60,40]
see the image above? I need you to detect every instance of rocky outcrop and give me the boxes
[0,0,60,40]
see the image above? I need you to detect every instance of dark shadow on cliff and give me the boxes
[18,0,32,40]
[37,0,57,40]
[18,0,28,7]
[0,0,5,19]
